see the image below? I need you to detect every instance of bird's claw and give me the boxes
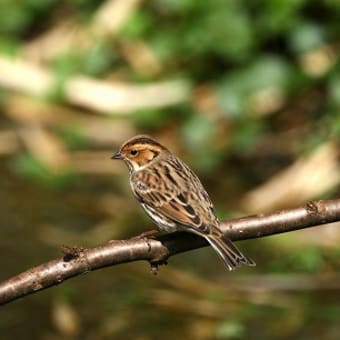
[130,229,160,240]
[149,259,168,275]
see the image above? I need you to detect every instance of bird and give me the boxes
[111,135,255,270]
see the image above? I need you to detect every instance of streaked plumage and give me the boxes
[112,135,255,270]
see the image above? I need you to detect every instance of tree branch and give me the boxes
[0,55,190,114]
[1,199,340,305]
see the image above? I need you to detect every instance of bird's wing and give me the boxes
[131,158,215,230]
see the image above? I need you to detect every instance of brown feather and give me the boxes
[113,135,255,270]
[131,154,217,229]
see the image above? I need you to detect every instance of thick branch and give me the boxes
[1,199,340,305]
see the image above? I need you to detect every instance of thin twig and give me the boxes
[0,199,340,305]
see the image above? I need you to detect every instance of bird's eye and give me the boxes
[130,149,138,156]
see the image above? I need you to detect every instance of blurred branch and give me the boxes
[0,55,190,113]
[242,142,340,213]
[1,199,340,305]
[24,0,142,62]
[92,0,142,37]
[18,125,70,171]
[3,94,135,144]
[0,131,20,155]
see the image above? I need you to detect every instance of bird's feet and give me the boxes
[130,230,168,274]
[149,259,168,275]
[130,229,160,240]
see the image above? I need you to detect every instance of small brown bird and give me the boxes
[112,135,255,270]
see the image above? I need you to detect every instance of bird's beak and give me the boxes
[111,151,123,160]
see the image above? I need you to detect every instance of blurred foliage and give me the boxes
[51,41,117,78]
[57,124,88,150]
[11,154,77,188]
[0,0,340,339]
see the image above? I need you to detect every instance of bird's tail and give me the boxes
[205,226,255,271]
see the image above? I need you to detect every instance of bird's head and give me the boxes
[112,135,168,172]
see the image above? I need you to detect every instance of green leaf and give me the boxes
[216,320,245,339]
[256,0,307,35]
[329,72,340,107]
[133,109,166,129]
[121,10,153,39]
[289,21,327,54]
[217,56,292,116]
[232,118,265,152]
[11,154,76,189]
[182,114,214,149]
